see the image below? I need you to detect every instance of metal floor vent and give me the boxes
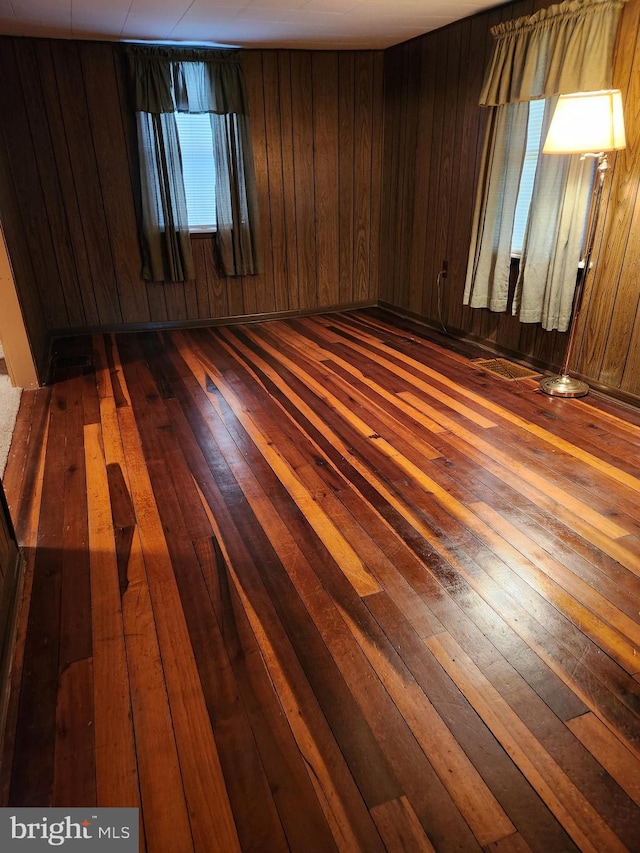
[53,355,93,369]
[471,357,540,381]
[49,353,94,383]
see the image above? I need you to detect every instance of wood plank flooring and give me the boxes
[2,308,640,852]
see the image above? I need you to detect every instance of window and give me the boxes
[511,99,545,255]
[175,112,217,231]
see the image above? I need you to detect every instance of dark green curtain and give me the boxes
[126,46,261,282]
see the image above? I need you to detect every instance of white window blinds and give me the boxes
[175,112,217,231]
[511,99,545,255]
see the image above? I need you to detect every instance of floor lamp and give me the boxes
[539,89,626,398]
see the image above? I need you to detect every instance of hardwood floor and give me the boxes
[2,308,640,852]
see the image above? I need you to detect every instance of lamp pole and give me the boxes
[539,152,609,398]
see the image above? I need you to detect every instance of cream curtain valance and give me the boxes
[479,0,627,106]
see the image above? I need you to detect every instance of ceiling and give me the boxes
[0,0,498,50]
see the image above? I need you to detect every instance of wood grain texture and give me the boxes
[1,5,638,402]
[0,37,382,380]
[379,0,640,403]
[3,308,640,851]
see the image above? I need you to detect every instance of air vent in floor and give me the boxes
[471,357,540,381]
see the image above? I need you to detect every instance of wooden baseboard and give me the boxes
[47,300,378,342]
[377,302,640,412]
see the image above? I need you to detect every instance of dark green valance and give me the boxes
[125,44,261,282]
[126,45,247,115]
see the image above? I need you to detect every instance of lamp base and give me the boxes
[539,373,589,398]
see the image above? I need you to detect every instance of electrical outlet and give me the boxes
[441,260,448,278]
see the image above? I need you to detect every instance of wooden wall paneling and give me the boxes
[33,41,100,329]
[312,52,341,308]
[261,50,291,313]
[406,37,435,317]
[576,79,638,381]
[421,31,449,322]
[79,43,151,326]
[49,40,123,326]
[619,209,640,396]
[353,52,376,304]
[0,41,70,331]
[184,272,199,320]
[144,282,170,324]
[290,52,317,311]
[388,45,410,310]
[526,325,562,368]
[368,52,384,305]
[493,303,523,355]
[241,50,272,317]
[396,45,416,310]
[339,52,355,306]
[596,1,640,391]
[456,13,488,338]
[436,26,465,331]
[191,238,213,320]
[378,49,396,306]
[113,47,169,325]
[380,47,407,308]
[206,239,229,320]
[447,16,485,331]
[277,52,300,311]
[224,270,245,322]
[14,40,86,330]
[161,281,189,324]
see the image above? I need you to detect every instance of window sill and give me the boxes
[190,229,217,238]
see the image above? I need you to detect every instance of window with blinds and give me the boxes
[511,99,545,255]
[175,112,217,231]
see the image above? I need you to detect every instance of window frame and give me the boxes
[174,111,218,234]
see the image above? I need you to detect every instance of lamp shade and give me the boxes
[542,89,626,154]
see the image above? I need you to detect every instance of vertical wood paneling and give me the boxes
[313,52,341,308]
[290,51,318,311]
[14,41,85,330]
[241,49,270,317]
[408,38,435,318]
[369,52,385,305]
[0,41,69,331]
[0,39,382,378]
[379,49,405,309]
[79,43,151,326]
[339,53,355,305]
[278,52,300,308]
[262,51,290,313]
[49,41,123,326]
[579,0,640,391]
[379,0,640,403]
[354,53,375,303]
[423,30,451,324]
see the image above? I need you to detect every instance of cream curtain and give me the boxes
[480,0,626,106]
[513,110,595,328]
[463,102,529,312]
[465,0,626,331]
